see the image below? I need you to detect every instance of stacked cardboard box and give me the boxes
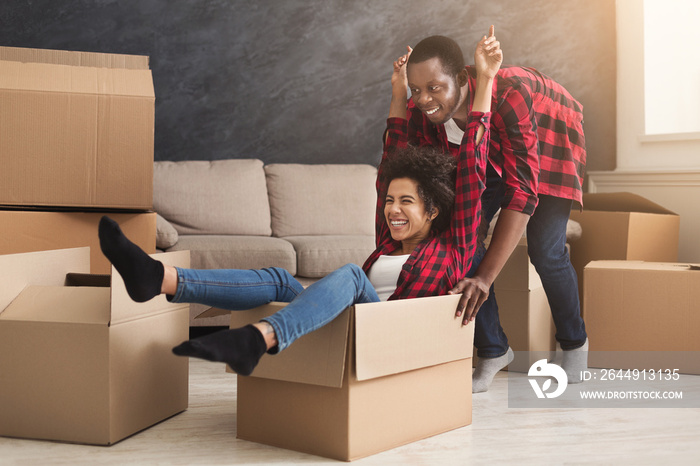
[584,260,700,375]
[0,47,179,445]
[473,238,556,372]
[199,295,474,461]
[0,45,157,272]
[570,192,680,312]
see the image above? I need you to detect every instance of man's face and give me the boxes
[407,57,464,125]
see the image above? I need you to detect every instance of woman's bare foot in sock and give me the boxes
[172,323,274,376]
[161,265,178,295]
[98,216,164,302]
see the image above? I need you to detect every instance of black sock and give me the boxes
[171,325,267,376]
[98,215,164,302]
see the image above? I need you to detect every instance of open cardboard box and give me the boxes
[199,294,474,461]
[584,260,700,374]
[0,46,155,210]
[0,247,190,445]
[570,192,680,311]
[0,210,156,274]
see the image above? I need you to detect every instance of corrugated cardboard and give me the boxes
[0,210,155,274]
[570,192,680,311]
[0,46,154,209]
[474,239,556,371]
[0,247,190,445]
[208,294,473,461]
[584,260,700,374]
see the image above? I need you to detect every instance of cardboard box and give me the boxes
[0,46,154,209]
[473,239,556,371]
[584,260,700,374]
[201,294,474,461]
[570,192,680,310]
[0,247,190,445]
[0,210,156,274]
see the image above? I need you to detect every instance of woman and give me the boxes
[98,30,502,376]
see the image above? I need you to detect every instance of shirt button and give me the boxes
[480,117,486,122]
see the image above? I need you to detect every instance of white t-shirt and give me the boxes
[366,254,410,301]
[444,118,465,145]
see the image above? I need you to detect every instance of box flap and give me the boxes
[0,247,90,316]
[354,295,474,381]
[109,250,190,325]
[0,46,150,70]
[194,307,231,319]
[0,286,110,324]
[586,260,700,272]
[228,303,351,388]
[0,60,154,97]
[582,192,677,215]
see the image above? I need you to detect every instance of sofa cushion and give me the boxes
[265,164,377,237]
[166,235,296,275]
[154,159,272,236]
[283,235,376,278]
[156,213,179,249]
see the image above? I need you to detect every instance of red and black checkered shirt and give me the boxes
[361,112,490,300]
[399,65,586,215]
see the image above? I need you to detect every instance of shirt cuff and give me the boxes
[468,111,491,125]
[386,117,408,133]
[502,190,538,216]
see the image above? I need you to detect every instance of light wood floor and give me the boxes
[2,359,700,465]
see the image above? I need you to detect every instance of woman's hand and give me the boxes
[391,46,413,95]
[475,25,503,79]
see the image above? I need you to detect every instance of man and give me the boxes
[385,26,587,392]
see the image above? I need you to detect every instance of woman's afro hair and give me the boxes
[380,145,456,233]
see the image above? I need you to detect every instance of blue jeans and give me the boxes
[472,166,587,357]
[168,263,380,352]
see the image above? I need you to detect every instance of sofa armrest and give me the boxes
[156,213,179,249]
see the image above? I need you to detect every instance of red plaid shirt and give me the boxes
[361,112,490,300]
[399,65,586,214]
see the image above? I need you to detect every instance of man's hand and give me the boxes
[448,276,491,325]
[474,25,503,79]
[391,46,413,95]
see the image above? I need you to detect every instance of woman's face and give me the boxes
[384,177,435,245]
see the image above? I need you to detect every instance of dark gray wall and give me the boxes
[1,0,616,171]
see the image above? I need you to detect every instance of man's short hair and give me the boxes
[408,35,465,78]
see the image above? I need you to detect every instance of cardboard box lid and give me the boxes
[0,46,153,99]
[0,286,110,324]
[0,46,150,70]
[581,192,677,215]
[354,294,474,381]
[0,60,154,98]
[585,260,700,272]
[0,248,190,325]
[225,303,351,388]
[0,247,90,317]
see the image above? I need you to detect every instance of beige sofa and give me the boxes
[153,159,378,326]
